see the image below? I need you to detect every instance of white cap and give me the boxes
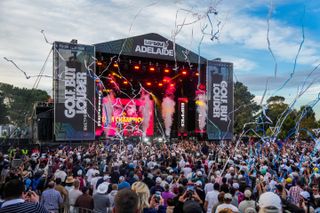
[196,171,202,176]
[224,193,232,200]
[195,181,202,186]
[258,192,282,210]
[156,177,162,184]
[300,191,310,200]
[244,190,252,198]
[103,175,111,180]
[77,170,83,176]
[232,183,239,189]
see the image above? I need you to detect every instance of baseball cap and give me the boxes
[258,192,282,210]
[156,177,162,184]
[244,190,252,198]
[300,191,310,200]
[195,181,202,186]
[232,183,239,189]
[224,193,232,200]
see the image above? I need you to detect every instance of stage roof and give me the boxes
[94,33,207,64]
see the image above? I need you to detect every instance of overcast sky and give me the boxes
[0,0,320,118]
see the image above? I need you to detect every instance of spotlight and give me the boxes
[164,68,170,73]
[123,80,128,85]
[181,70,187,75]
[149,66,155,72]
[146,82,152,86]
[158,83,163,87]
[97,61,103,66]
[134,65,140,70]
[113,63,119,68]
[195,72,199,76]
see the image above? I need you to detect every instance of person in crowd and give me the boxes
[150,177,165,195]
[131,181,166,213]
[161,184,175,207]
[215,193,239,213]
[68,179,83,213]
[205,182,220,213]
[204,176,215,194]
[93,182,111,213]
[257,192,282,213]
[0,179,49,213]
[41,181,63,213]
[212,192,225,213]
[74,186,94,212]
[54,177,68,213]
[108,184,118,208]
[238,190,256,213]
[118,176,131,190]
[112,189,140,213]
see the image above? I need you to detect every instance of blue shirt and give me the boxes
[41,188,63,212]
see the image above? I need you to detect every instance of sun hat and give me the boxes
[258,192,282,210]
[97,182,109,194]
[65,176,74,184]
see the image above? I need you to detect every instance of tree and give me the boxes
[297,105,318,138]
[0,83,49,126]
[234,82,260,133]
[0,91,9,124]
[265,96,297,139]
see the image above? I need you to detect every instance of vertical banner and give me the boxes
[206,61,233,140]
[178,98,188,136]
[53,42,95,141]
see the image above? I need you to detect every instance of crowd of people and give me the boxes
[0,138,319,213]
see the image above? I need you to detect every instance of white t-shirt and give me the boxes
[204,183,214,194]
[183,167,192,177]
[215,203,239,213]
[205,190,219,213]
[86,168,98,183]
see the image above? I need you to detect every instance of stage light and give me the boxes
[123,80,128,85]
[110,80,114,83]
[170,83,174,87]
[134,65,140,70]
[113,63,119,68]
[146,82,152,86]
[182,70,187,75]
[195,72,199,76]
[149,67,155,72]
[158,83,163,87]
[164,68,170,73]
[97,61,103,66]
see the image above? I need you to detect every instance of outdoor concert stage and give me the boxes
[34,33,233,143]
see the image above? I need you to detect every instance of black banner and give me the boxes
[178,98,188,136]
[206,61,233,140]
[53,42,95,141]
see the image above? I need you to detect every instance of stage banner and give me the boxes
[206,61,233,140]
[178,98,188,136]
[53,42,95,141]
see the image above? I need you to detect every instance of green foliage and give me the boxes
[297,105,318,138]
[264,96,297,139]
[0,82,49,126]
[0,91,9,124]
[234,82,260,133]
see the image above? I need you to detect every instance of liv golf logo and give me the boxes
[135,39,174,56]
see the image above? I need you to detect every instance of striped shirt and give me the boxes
[0,201,49,213]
